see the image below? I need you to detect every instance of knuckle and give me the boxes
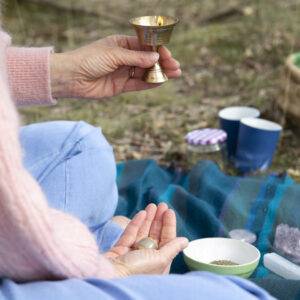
[110,34,121,41]
[111,34,128,47]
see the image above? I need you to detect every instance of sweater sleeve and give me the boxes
[6,46,57,106]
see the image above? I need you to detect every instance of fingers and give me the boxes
[115,210,146,248]
[165,69,182,78]
[112,35,146,51]
[159,209,177,247]
[159,237,189,261]
[111,36,180,69]
[158,46,172,60]
[115,47,159,68]
[160,57,180,71]
[136,204,157,242]
[112,36,170,57]
[149,203,169,242]
[126,55,181,80]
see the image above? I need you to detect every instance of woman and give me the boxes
[0,29,274,299]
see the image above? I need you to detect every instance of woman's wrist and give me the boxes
[50,52,75,99]
[108,257,132,278]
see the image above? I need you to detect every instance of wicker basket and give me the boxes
[277,53,300,127]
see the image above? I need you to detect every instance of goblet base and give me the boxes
[143,62,168,83]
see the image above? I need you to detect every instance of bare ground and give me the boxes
[3,0,300,180]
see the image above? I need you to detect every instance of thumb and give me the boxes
[114,47,159,68]
[159,237,189,261]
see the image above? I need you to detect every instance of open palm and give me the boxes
[104,203,188,277]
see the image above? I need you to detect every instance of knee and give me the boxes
[74,121,113,152]
[21,121,118,227]
[21,121,114,167]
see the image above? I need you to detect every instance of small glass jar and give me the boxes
[185,128,227,171]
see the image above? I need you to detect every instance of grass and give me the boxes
[3,0,300,181]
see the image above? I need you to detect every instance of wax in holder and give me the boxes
[263,253,300,280]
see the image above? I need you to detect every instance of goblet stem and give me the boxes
[152,46,158,52]
[142,45,167,83]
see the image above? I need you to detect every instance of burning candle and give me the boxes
[157,16,164,26]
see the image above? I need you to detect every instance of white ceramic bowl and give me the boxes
[183,238,260,278]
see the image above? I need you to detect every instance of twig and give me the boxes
[175,0,184,21]
[20,0,127,25]
[200,6,243,24]
[277,1,300,9]
[199,0,253,25]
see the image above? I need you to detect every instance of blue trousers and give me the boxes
[0,121,275,300]
[20,120,124,252]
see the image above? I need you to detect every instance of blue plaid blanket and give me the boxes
[115,159,300,300]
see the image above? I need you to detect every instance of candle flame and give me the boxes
[157,16,164,26]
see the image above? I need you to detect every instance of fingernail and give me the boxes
[179,237,189,248]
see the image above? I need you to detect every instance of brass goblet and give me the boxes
[129,16,179,83]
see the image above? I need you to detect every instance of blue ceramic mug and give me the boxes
[235,118,282,172]
[219,106,260,162]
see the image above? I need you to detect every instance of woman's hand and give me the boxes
[104,203,188,277]
[50,35,181,99]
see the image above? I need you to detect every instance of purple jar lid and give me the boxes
[185,128,227,145]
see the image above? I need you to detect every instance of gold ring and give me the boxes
[129,67,135,79]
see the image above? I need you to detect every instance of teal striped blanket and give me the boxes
[115,159,300,300]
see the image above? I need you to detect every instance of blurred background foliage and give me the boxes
[3,0,300,179]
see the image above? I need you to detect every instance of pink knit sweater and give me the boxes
[0,31,115,281]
